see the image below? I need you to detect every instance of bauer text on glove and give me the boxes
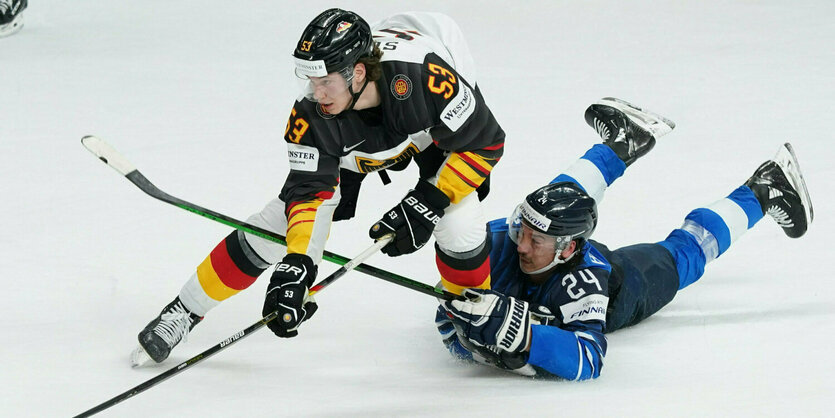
[369,180,450,256]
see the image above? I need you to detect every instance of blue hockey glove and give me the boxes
[369,180,450,257]
[443,288,554,355]
[435,305,474,361]
[263,253,318,338]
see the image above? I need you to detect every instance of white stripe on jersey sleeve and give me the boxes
[574,340,584,381]
[576,331,605,355]
[585,345,597,378]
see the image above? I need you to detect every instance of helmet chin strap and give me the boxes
[346,78,369,111]
[521,248,577,276]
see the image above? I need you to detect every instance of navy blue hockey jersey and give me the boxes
[438,218,610,380]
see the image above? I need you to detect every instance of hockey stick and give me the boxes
[73,236,392,418]
[81,135,457,301]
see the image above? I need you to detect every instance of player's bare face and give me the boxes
[310,73,352,114]
[515,224,558,273]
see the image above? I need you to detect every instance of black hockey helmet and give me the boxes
[509,181,598,245]
[293,8,373,79]
[508,182,597,273]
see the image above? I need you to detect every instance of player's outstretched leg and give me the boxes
[129,199,289,366]
[584,97,676,166]
[130,297,203,367]
[744,142,814,238]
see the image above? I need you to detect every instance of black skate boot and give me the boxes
[0,0,27,38]
[584,97,676,166]
[131,297,203,367]
[744,143,814,238]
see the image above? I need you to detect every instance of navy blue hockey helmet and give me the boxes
[293,8,373,79]
[508,182,597,273]
[509,182,598,247]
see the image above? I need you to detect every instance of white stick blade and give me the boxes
[81,135,137,176]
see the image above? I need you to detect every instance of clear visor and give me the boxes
[296,66,354,102]
[507,203,572,253]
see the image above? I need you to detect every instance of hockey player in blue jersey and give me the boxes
[436,98,814,379]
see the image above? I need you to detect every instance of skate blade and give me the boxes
[130,345,154,368]
[773,142,814,226]
[596,97,676,137]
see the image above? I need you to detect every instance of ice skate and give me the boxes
[584,97,676,166]
[0,0,26,38]
[131,297,202,367]
[744,142,813,238]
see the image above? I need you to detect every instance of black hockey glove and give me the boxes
[369,180,450,257]
[443,288,554,356]
[263,253,318,338]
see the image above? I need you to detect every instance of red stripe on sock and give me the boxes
[436,253,491,287]
[210,239,259,291]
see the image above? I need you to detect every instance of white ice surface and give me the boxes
[1,1,834,417]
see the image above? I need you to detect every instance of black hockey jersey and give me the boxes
[279,12,505,259]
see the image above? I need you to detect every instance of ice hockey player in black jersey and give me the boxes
[0,0,26,37]
[131,9,505,366]
[436,98,813,379]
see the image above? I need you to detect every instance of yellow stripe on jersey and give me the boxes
[286,199,326,255]
[459,151,496,174]
[435,151,498,204]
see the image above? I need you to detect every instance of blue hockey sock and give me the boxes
[659,185,764,289]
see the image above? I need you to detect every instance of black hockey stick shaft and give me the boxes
[73,237,392,418]
[81,135,457,301]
